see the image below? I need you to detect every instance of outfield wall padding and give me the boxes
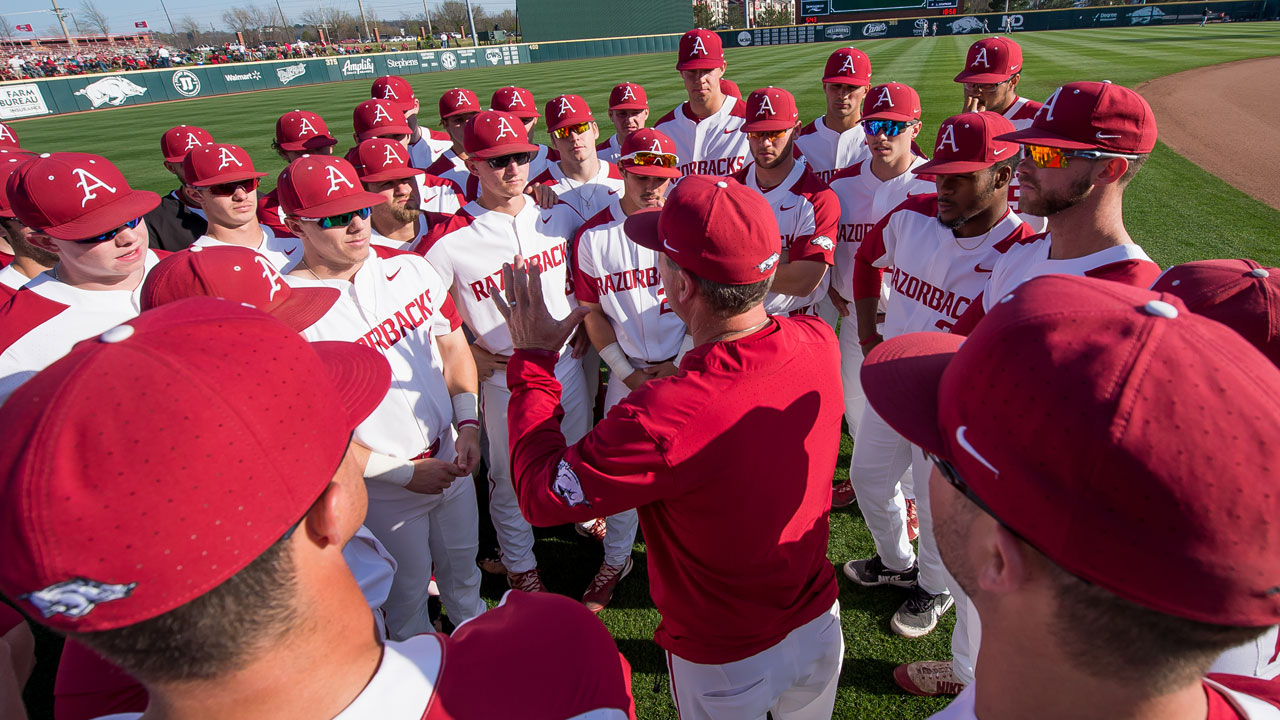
[0,1,1266,121]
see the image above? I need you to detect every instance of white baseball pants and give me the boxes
[666,600,843,720]
[362,436,486,640]
[483,353,592,574]
[597,372,643,567]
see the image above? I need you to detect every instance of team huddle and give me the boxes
[0,26,1277,720]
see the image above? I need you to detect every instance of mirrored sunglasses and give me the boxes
[551,121,592,140]
[862,119,918,137]
[484,151,535,169]
[72,217,142,244]
[300,206,372,229]
[620,151,679,168]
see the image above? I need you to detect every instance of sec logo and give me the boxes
[172,69,201,97]
[440,52,458,70]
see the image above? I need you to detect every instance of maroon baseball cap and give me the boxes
[491,87,540,119]
[0,122,19,149]
[1152,259,1280,366]
[275,110,338,152]
[141,245,340,331]
[182,143,268,187]
[861,274,1280,627]
[618,129,681,179]
[720,78,742,100]
[954,37,1023,84]
[464,111,538,160]
[371,76,416,112]
[0,298,390,632]
[823,47,872,86]
[997,81,1157,153]
[353,99,412,142]
[439,88,481,120]
[545,94,595,133]
[862,83,922,123]
[0,149,35,219]
[677,29,724,71]
[160,125,213,163]
[276,155,385,218]
[345,138,424,183]
[6,153,160,241]
[608,82,648,111]
[624,176,781,285]
[913,111,1018,175]
[741,87,799,133]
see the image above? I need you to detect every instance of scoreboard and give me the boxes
[800,0,957,15]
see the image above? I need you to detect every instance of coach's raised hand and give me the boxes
[494,254,590,353]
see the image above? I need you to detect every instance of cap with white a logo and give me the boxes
[997,80,1157,153]
[913,111,1019,175]
[5,152,160,240]
[276,155,385,218]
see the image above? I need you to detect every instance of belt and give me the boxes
[638,354,678,367]
[412,438,442,461]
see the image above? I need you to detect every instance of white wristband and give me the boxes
[675,334,695,364]
[600,342,635,379]
[451,392,479,429]
[364,451,414,487]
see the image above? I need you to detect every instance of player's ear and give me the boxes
[1093,157,1128,186]
[283,215,305,236]
[24,232,60,255]
[911,122,923,140]
[993,163,1014,190]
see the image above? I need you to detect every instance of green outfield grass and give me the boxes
[11,22,1280,720]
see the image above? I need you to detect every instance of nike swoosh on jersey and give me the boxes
[607,188,619,195]
[780,203,797,211]
[974,263,994,273]
[283,247,297,256]
[386,268,402,281]
[422,194,438,204]
[541,215,552,224]
[723,128,735,134]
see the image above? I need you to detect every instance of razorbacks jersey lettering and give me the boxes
[408,130,455,170]
[531,161,625,221]
[192,224,301,272]
[423,199,583,357]
[795,116,871,184]
[733,160,839,316]
[572,199,687,364]
[653,97,749,177]
[596,134,623,166]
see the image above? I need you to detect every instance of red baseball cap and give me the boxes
[345,138,424,183]
[1151,259,1280,366]
[464,110,538,160]
[275,110,338,152]
[276,155,385,218]
[608,82,648,111]
[913,111,1018,175]
[353,99,412,142]
[822,47,872,86]
[160,125,213,163]
[720,78,742,100]
[544,94,595,133]
[624,176,780,285]
[741,87,799,133]
[618,129,681,179]
[997,81,1157,153]
[676,29,724,71]
[0,122,19,149]
[6,152,160,241]
[861,274,1280,627]
[954,37,1023,84]
[0,149,35,219]
[862,83,922,123]
[439,88,481,120]
[182,143,268,187]
[491,86,540,119]
[0,298,390,632]
[371,76,416,112]
[141,245,340,331]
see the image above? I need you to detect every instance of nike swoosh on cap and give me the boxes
[992,148,1007,155]
[1096,132,1122,139]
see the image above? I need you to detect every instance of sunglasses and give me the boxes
[965,77,1014,90]
[551,121,592,140]
[484,151,535,169]
[299,206,372,229]
[1022,143,1139,170]
[72,216,142,244]
[862,119,918,137]
[620,151,679,169]
[746,128,789,142]
[205,178,259,197]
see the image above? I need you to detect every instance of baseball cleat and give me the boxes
[478,554,508,575]
[891,587,954,638]
[507,568,547,593]
[831,479,857,508]
[582,557,634,613]
[842,555,918,587]
[893,661,966,696]
[906,498,919,541]
[575,517,608,543]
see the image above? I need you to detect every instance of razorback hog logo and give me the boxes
[810,235,834,251]
[22,578,137,619]
[324,165,355,196]
[72,167,117,208]
[296,116,319,137]
[937,123,961,154]
[217,147,244,170]
[971,46,989,68]
[755,93,776,117]
[254,254,284,302]
[553,459,589,507]
[356,286,438,350]
[756,252,780,273]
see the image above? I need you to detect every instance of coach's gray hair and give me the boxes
[689,269,773,319]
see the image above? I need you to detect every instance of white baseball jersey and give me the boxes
[422,150,475,202]
[423,198,583,357]
[290,246,461,459]
[414,173,463,216]
[653,97,749,176]
[408,130,455,170]
[531,161,625,221]
[345,524,397,640]
[596,134,623,166]
[796,116,871,184]
[571,199,687,364]
[733,160,839,316]
[0,265,28,298]
[855,195,1035,338]
[0,251,164,403]
[370,218,432,253]
[1212,627,1280,680]
[1000,96,1046,230]
[528,143,555,180]
[981,236,1159,315]
[192,224,301,272]
[828,156,933,303]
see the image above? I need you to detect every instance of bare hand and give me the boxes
[623,367,660,390]
[651,361,680,378]
[962,93,982,113]
[570,325,591,358]
[454,426,481,475]
[526,183,558,209]
[826,285,850,317]
[860,335,883,357]
[406,457,468,494]
[471,344,508,380]
[492,255,590,352]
